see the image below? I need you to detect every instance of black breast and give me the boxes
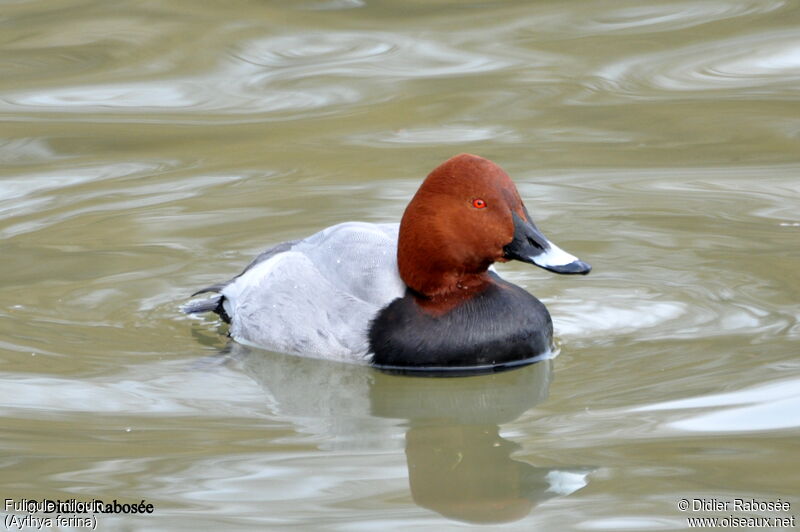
[368,274,553,372]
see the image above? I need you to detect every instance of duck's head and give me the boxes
[398,154,590,298]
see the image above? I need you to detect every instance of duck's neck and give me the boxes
[403,272,493,316]
[406,270,490,297]
[397,226,495,300]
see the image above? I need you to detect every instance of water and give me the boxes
[1,0,799,529]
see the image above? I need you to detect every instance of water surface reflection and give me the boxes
[239,346,589,523]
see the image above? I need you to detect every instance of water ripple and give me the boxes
[234,31,511,78]
[587,29,800,99]
[1,80,363,116]
[579,0,786,35]
[634,378,800,433]
[348,125,520,145]
[0,29,514,117]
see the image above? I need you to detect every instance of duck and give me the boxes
[185,154,590,372]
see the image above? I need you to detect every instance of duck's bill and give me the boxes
[504,211,591,275]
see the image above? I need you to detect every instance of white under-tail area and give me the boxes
[220,222,406,362]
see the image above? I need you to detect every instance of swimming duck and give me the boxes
[185,154,590,372]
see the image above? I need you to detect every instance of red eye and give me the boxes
[472,198,487,209]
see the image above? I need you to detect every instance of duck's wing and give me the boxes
[190,239,300,297]
[184,239,300,322]
[290,222,403,307]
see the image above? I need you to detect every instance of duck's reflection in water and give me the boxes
[229,344,591,524]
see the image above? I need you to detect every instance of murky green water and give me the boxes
[2,0,799,530]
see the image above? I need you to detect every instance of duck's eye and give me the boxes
[472,198,487,209]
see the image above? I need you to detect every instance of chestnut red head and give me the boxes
[397,154,590,298]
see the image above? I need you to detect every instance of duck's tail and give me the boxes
[182,292,231,323]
